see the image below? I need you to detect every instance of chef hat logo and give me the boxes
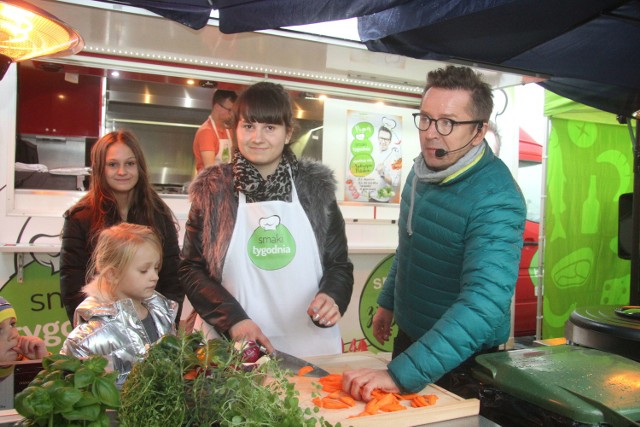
[0,297,16,324]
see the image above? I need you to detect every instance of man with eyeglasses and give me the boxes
[343,65,526,402]
[193,89,238,173]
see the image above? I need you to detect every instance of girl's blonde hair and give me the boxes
[84,223,163,301]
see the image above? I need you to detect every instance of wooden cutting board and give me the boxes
[291,352,479,427]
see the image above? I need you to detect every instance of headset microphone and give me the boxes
[434,148,450,158]
[434,124,483,158]
[434,141,472,158]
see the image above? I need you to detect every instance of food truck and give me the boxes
[0,1,638,426]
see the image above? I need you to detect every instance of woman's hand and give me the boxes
[372,307,394,344]
[342,368,400,401]
[307,293,341,327]
[229,319,274,355]
[15,336,48,360]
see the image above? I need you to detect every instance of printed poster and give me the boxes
[344,111,402,203]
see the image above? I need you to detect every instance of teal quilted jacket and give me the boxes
[378,147,526,392]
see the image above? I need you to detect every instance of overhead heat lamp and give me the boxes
[0,0,83,80]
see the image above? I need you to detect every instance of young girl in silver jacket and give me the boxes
[61,223,178,386]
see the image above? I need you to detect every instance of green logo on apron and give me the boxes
[247,215,296,270]
[221,146,230,163]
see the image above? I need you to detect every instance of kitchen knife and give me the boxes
[267,348,330,378]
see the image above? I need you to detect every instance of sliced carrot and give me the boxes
[320,397,351,409]
[411,395,428,407]
[380,403,407,412]
[298,365,315,376]
[376,393,397,408]
[370,389,388,400]
[364,398,380,415]
[327,390,345,399]
[423,394,439,405]
[321,383,342,393]
[319,373,343,383]
[183,368,199,380]
[312,397,324,408]
[395,393,419,400]
[348,411,371,419]
[338,395,356,407]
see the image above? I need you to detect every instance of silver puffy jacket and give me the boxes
[60,291,178,386]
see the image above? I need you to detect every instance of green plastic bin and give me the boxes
[474,345,640,426]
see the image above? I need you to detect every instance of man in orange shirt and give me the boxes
[193,89,238,173]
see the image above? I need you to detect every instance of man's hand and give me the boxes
[229,319,274,355]
[342,368,400,401]
[372,307,394,344]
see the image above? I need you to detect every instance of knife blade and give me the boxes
[268,349,330,378]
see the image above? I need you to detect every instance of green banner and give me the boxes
[543,117,632,338]
[0,260,70,354]
[358,254,398,353]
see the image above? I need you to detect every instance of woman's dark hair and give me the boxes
[232,82,294,132]
[81,130,176,239]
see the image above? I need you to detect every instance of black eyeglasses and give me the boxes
[217,103,233,113]
[412,113,483,136]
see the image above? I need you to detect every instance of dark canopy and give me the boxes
[93,0,640,118]
[358,0,640,118]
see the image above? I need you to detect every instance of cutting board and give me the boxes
[291,352,479,427]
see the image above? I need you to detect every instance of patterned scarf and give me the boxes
[233,146,299,203]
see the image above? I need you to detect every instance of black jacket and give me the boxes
[60,202,183,322]
[179,159,354,335]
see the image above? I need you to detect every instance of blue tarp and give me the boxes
[358,0,640,118]
[92,0,640,117]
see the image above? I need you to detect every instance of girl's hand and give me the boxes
[15,336,48,360]
[308,293,341,327]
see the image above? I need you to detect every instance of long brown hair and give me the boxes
[80,130,175,240]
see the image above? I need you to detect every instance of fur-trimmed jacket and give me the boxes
[179,159,354,336]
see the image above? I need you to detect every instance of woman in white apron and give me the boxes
[180,82,353,357]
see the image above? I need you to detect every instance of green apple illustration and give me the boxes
[247,215,296,270]
[350,121,375,176]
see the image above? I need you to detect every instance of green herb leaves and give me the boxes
[14,354,119,426]
[119,332,339,427]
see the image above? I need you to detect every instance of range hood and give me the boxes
[105,79,213,189]
[107,78,213,110]
[104,76,326,190]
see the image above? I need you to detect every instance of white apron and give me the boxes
[194,181,342,357]
[209,117,232,164]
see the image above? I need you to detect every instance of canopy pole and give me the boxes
[630,118,640,306]
[535,118,550,341]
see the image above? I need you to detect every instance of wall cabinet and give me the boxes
[17,62,102,137]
